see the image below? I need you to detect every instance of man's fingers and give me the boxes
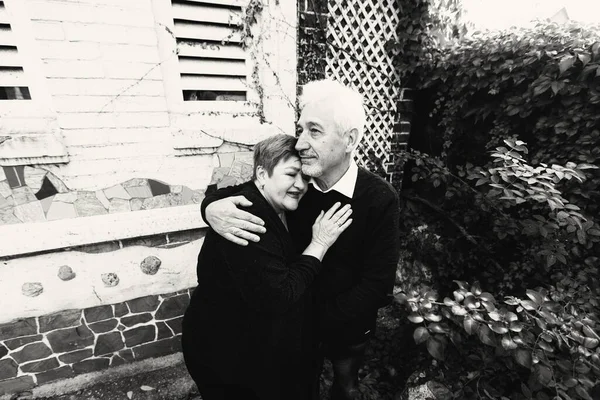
[223,233,249,247]
[229,227,261,243]
[231,208,265,228]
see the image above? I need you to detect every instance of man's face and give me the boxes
[295,102,347,178]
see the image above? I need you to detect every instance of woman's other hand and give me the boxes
[311,202,352,250]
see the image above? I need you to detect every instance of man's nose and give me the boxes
[295,131,309,151]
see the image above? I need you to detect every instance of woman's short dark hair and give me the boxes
[252,134,299,180]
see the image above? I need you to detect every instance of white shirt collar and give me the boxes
[309,161,358,198]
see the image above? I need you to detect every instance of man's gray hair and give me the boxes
[299,79,366,148]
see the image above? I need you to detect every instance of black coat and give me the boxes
[183,182,321,400]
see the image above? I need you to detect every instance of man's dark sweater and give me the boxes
[201,167,400,346]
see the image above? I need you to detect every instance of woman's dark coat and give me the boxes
[182,181,321,400]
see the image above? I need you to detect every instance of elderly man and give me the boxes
[200,79,400,400]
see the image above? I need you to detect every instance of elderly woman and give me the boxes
[182,134,352,400]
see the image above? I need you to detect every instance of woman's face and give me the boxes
[258,156,308,213]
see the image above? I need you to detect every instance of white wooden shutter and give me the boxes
[172,0,248,101]
[0,0,30,100]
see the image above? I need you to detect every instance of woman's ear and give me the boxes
[256,165,267,188]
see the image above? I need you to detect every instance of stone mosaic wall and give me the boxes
[0,151,255,226]
[0,289,192,396]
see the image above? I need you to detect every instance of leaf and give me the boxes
[489,322,509,334]
[526,289,544,305]
[582,325,598,339]
[426,336,447,360]
[408,313,424,323]
[127,392,133,400]
[424,312,442,322]
[464,316,478,335]
[559,55,575,74]
[575,386,593,400]
[582,337,599,349]
[413,326,430,344]
[452,305,468,316]
[140,386,154,391]
[479,292,495,302]
[535,364,553,386]
[521,382,532,399]
[478,324,496,346]
[515,348,532,368]
[501,335,518,350]
[521,300,538,311]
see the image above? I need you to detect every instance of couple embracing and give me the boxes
[181,79,401,400]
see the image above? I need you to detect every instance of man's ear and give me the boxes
[344,128,359,153]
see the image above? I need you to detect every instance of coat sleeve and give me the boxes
[220,229,322,315]
[321,189,400,326]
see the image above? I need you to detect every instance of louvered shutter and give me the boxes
[0,0,30,100]
[172,0,248,101]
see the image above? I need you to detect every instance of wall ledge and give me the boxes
[0,205,207,258]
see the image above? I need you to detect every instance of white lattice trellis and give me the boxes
[326,0,402,172]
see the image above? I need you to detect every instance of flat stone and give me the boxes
[113,303,129,318]
[132,336,181,361]
[217,175,237,189]
[72,358,109,375]
[54,192,78,203]
[46,201,77,220]
[95,189,110,209]
[126,295,160,313]
[125,185,152,199]
[191,190,205,204]
[84,305,114,323]
[0,180,11,198]
[57,265,76,281]
[0,208,20,224]
[209,167,230,185]
[122,178,148,188]
[0,193,14,210]
[77,191,97,200]
[121,313,152,327]
[101,272,119,287]
[36,366,74,385]
[218,152,235,168]
[0,318,37,340]
[118,349,134,362]
[13,201,46,223]
[167,192,182,206]
[123,325,156,348]
[0,344,7,358]
[165,317,183,335]
[170,185,182,194]
[155,295,189,321]
[20,356,59,373]
[0,358,18,380]
[156,322,173,340]
[74,197,108,217]
[46,172,69,193]
[88,318,118,334]
[11,187,36,205]
[0,375,35,396]
[40,195,54,214]
[110,355,126,367]
[130,198,143,211]
[0,168,5,180]
[21,282,43,297]
[148,179,170,196]
[39,309,82,333]
[181,187,194,204]
[4,335,42,350]
[46,325,94,353]
[23,167,47,192]
[94,332,124,356]
[108,198,131,213]
[141,195,169,210]
[103,185,131,200]
[11,342,52,364]
[140,256,161,275]
[121,235,166,248]
[58,348,93,364]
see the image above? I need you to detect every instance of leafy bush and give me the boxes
[389,15,600,400]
